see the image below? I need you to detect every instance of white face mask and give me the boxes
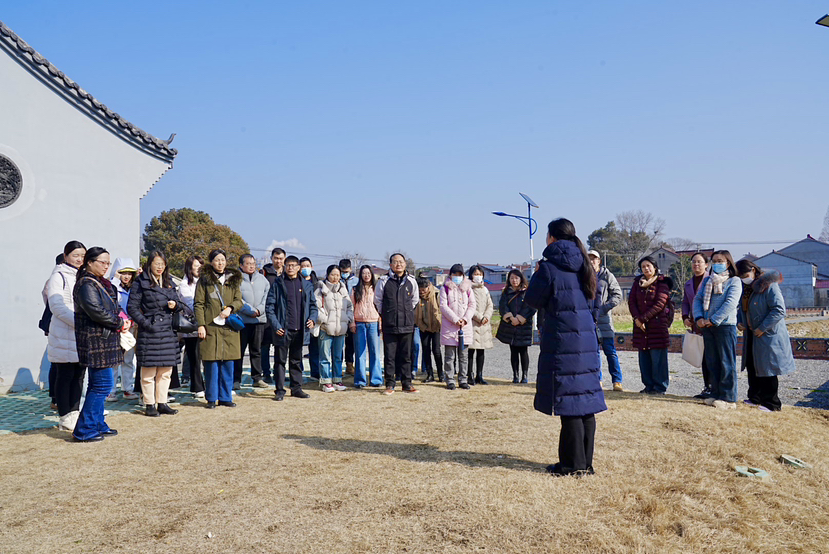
[472,275,483,284]
[741,276,754,285]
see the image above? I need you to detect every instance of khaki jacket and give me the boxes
[415,284,441,333]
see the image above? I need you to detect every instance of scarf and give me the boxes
[702,272,729,312]
[639,274,658,289]
[150,273,164,288]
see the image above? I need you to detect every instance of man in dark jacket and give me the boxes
[265,255,317,400]
[374,253,419,395]
[588,250,624,391]
[260,248,285,384]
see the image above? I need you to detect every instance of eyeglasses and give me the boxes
[94,260,111,266]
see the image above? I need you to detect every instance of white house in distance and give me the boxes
[0,21,177,392]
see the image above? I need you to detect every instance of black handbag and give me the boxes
[173,310,199,334]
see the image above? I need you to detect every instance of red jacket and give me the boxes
[628,275,673,350]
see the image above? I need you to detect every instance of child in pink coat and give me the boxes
[439,264,477,389]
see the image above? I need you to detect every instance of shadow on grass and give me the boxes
[282,434,549,472]
[795,378,829,410]
[603,390,703,405]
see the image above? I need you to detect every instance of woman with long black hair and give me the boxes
[496,269,536,383]
[525,218,606,476]
[350,265,383,388]
[72,247,130,441]
[179,255,205,397]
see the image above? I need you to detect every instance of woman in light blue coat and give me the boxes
[693,250,742,409]
[735,260,795,412]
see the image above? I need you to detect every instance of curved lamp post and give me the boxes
[492,192,539,266]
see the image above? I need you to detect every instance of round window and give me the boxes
[0,155,22,208]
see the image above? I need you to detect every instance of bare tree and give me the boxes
[338,251,369,270]
[821,205,829,243]
[616,210,666,248]
[665,237,698,252]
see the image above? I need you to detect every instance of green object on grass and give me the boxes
[779,455,812,469]
[735,466,771,481]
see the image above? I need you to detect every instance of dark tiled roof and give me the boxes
[0,21,177,161]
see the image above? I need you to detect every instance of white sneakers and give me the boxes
[105,393,118,402]
[704,397,716,406]
[194,391,205,399]
[334,383,347,391]
[322,384,335,393]
[712,400,736,410]
[58,410,79,431]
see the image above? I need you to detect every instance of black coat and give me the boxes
[74,274,124,369]
[128,272,181,367]
[496,288,536,347]
[525,240,606,418]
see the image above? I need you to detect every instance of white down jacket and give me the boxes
[470,283,494,349]
[47,263,79,363]
[315,280,354,337]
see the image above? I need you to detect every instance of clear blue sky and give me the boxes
[5,1,829,269]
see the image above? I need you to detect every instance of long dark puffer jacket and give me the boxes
[128,272,182,367]
[74,273,125,369]
[628,274,673,350]
[496,287,536,347]
[525,240,606,418]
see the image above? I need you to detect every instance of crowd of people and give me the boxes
[40,218,797,475]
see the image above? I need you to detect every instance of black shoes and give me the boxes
[218,401,236,408]
[102,429,118,436]
[291,390,310,399]
[447,382,456,391]
[512,373,519,384]
[73,435,104,442]
[459,383,471,390]
[157,403,178,415]
[273,393,285,401]
[476,374,488,385]
[145,405,160,417]
[206,402,216,409]
[468,379,476,387]
[423,374,435,383]
[545,463,595,477]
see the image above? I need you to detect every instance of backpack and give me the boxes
[664,300,675,326]
[38,271,66,336]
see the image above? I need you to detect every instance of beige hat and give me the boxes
[587,250,601,260]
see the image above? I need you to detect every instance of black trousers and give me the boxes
[183,337,204,393]
[468,348,485,376]
[419,331,442,377]
[48,363,57,401]
[559,414,596,472]
[54,362,85,416]
[510,345,529,376]
[383,331,414,389]
[744,334,782,411]
[234,323,265,383]
[275,329,305,395]
[345,328,355,364]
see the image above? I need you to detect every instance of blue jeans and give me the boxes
[354,321,382,386]
[702,325,737,402]
[309,335,320,380]
[601,337,623,383]
[411,327,421,376]
[204,360,233,403]
[638,349,669,393]
[73,367,113,440]
[319,330,345,384]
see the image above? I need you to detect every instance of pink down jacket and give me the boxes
[439,278,477,347]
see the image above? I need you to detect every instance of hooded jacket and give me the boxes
[415,284,441,333]
[239,270,270,325]
[128,271,183,367]
[739,271,796,377]
[47,263,79,364]
[194,266,244,361]
[108,257,137,313]
[525,240,606,418]
[439,278,476,347]
[470,282,494,349]
[628,273,674,350]
[595,267,622,339]
[315,280,354,337]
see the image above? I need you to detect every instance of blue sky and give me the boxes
[5,1,829,269]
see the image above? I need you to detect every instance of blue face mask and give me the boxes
[300,268,312,277]
[341,272,350,280]
[711,262,727,274]
[451,276,463,285]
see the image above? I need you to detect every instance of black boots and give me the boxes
[145,404,160,417]
[512,370,519,384]
[521,370,528,384]
[423,370,435,383]
[475,369,488,385]
[157,403,178,415]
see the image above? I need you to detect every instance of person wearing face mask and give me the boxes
[496,269,537,383]
[48,240,87,431]
[194,249,244,408]
[735,260,795,412]
[587,251,624,392]
[628,256,674,395]
[299,257,321,381]
[467,265,494,385]
[315,265,354,392]
[338,259,359,376]
[681,252,711,398]
[128,251,184,416]
[439,264,477,390]
[692,250,742,409]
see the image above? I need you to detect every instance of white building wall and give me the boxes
[0,51,171,392]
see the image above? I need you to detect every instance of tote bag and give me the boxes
[681,332,704,368]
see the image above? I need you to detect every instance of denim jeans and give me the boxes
[73,367,113,441]
[204,360,234,403]
[309,335,321,380]
[601,337,623,384]
[354,321,382,386]
[702,325,737,403]
[638,349,669,393]
[319,330,345,384]
[411,327,421,376]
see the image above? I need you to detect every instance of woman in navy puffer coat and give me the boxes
[525,218,607,476]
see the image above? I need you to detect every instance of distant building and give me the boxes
[0,21,176,392]
[753,251,817,308]
[646,247,679,273]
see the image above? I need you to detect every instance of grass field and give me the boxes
[2,381,829,553]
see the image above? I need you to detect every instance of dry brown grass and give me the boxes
[2,383,829,553]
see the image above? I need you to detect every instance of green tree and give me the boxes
[142,208,250,277]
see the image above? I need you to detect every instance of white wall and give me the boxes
[0,51,171,392]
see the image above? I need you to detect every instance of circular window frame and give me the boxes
[0,154,23,209]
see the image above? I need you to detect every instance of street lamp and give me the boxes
[492,192,539,267]
[817,14,829,27]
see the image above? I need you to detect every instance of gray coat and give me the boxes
[239,271,270,324]
[595,267,622,339]
[738,271,796,377]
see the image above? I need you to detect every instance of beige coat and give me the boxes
[470,283,494,349]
